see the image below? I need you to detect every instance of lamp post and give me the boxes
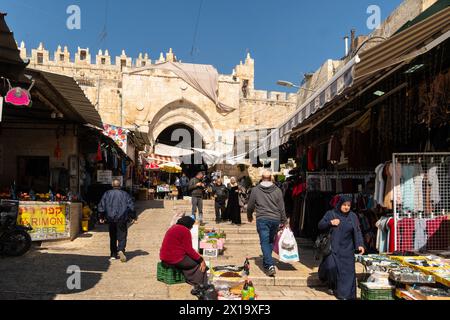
[276,80,316,93]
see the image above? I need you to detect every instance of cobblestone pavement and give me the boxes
[0,200,362,300]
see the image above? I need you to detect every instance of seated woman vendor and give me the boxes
[160,216,208,292]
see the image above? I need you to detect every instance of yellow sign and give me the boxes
[17,203,69,240]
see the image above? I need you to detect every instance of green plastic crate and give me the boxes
[360,283,395,300]
[157,262,186,285]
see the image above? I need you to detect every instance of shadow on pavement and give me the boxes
[0,250,111,300]
[125,249,149,262]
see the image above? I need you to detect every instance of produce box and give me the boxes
[359,282,395,300]
[200,238,225,250]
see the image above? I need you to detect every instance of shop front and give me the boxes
[0,15,105,241]
[263,4,450,299]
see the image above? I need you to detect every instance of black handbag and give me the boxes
[314,214,336,260]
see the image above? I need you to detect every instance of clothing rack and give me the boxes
[306,171,375,193]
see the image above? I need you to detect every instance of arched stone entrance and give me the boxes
[148,99,216,150]
[156,123,209,178]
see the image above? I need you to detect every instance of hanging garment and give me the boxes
[374,164,385,206]
[397,218,415,252]
[328,135,343,163]
[307,147,315,171]
[387,218,395,253]
[413,164,424,212]
[414,219,427,252]
[401,164,415,211]
[428,166,440,207]
[426,216,448,250]
[384,163,401,209]
[376,217,389,253]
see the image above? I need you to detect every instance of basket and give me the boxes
[157,262,186,285]
[359,283,395,300]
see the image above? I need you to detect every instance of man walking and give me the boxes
[247,170,288,277]
[180,173,190,198]
[189,172,205,225]
[212,178,229,224]
[98,179,137,262]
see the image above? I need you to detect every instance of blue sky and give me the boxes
[2,0,402,91]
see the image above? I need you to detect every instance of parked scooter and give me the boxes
[0,200,32,257]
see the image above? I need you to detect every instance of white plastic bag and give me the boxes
[278,227,299,263]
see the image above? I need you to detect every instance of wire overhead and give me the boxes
[190,0,204,59]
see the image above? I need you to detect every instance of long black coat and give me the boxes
[318,209,364,300]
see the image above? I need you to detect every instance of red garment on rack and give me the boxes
[426,216,448,250]
[330,195,341,208]
[292,183,306,197]
[397,218,415,252]
[388,218,395,253]
[307,147,315,171]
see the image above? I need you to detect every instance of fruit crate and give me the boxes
[157,262,186,285]
[359,283,395,300]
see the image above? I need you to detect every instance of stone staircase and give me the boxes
[172,200,324,288]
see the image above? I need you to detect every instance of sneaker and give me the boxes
[109,255,118,261]
[265,266,276,277]
[118,251,127,263]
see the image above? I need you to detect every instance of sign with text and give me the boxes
[17,203,70,241]
[97,170,112,184]
[203,248,219,259]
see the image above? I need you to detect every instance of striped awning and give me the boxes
[278,55,360,146]
[146,153,181,166]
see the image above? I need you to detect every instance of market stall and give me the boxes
[356,253,450,300]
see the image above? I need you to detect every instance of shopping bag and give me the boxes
[273,230,282,255]
[278,227,300,263]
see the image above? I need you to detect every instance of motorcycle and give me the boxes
[0,200,32,257]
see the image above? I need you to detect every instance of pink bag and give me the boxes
[273,230,282,255]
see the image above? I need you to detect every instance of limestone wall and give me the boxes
[23,44,295,140]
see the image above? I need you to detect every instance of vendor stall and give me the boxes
[356,253,450,300]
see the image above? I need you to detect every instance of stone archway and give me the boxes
[149,99,216,150]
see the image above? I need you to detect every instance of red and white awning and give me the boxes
[146,153,181,166]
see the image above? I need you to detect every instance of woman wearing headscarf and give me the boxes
[160,216,208,290]
[224,177,242,225]
[318,195,365,300]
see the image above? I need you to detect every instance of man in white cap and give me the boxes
[247,170,288,277]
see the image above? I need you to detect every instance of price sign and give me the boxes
[97,170,112,184]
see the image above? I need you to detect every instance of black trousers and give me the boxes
[109,220,128,256]
[215,201,226,222]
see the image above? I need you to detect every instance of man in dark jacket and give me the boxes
[180,173,190,197]
[189,172,205,224]
[211,178,229,224]
[98,179,137,262]
[247,170,288,276]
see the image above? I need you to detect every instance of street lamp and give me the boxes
[276,80,316,93]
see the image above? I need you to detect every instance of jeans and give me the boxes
[192,197,203,222]
[109,220,128,256]
[215,201,226,222]
[256,219,280,269]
